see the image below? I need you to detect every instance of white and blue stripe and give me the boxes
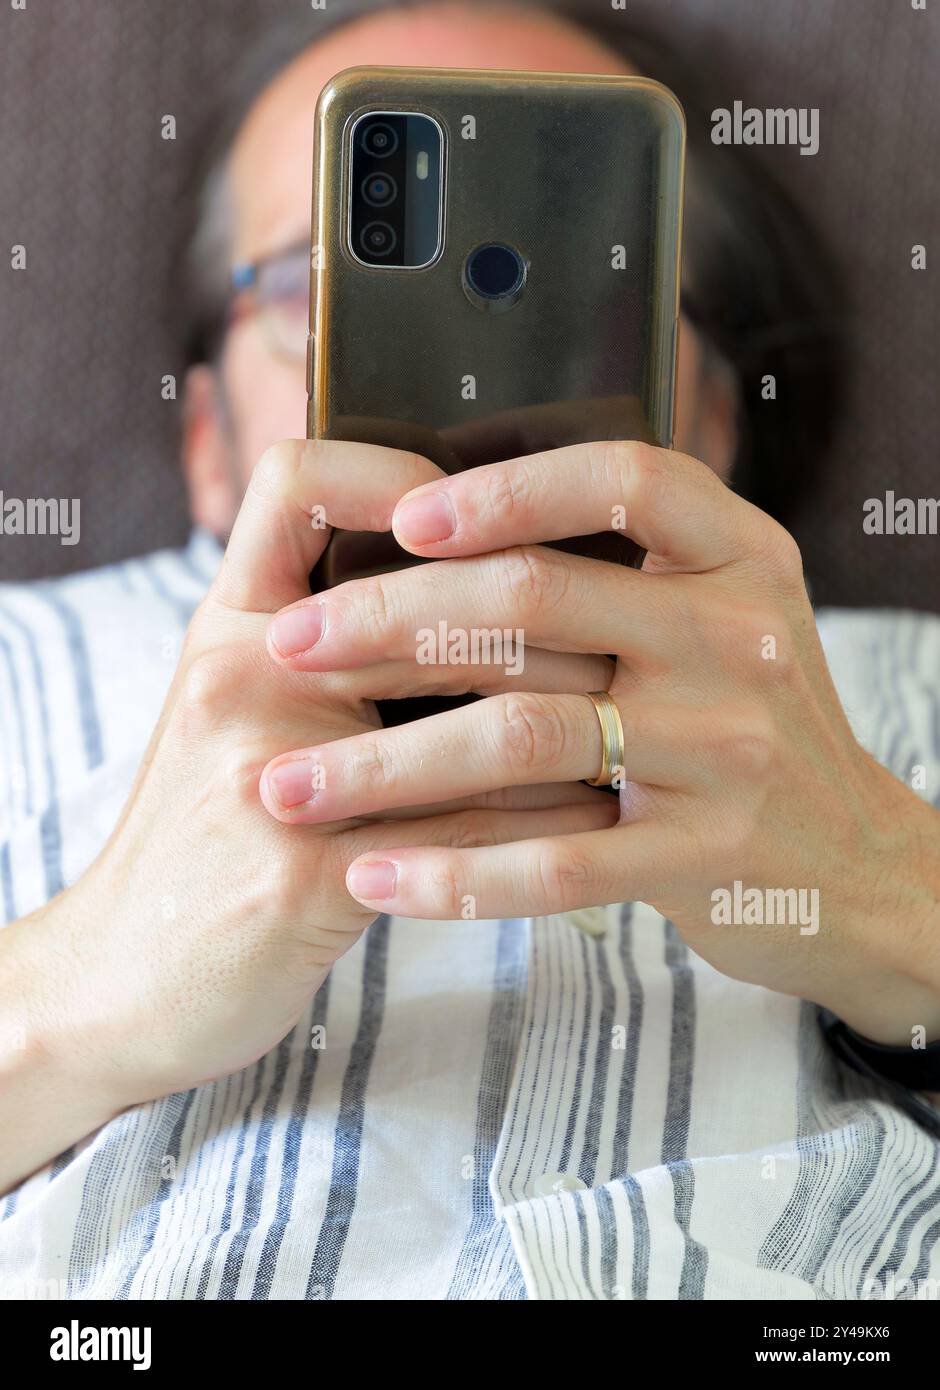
[0,533,939,1299]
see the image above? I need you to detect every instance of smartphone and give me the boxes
[307,65,684,724]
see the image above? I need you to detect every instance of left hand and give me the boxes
[261,440,940,1044]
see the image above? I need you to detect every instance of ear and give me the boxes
[181,365,240,536]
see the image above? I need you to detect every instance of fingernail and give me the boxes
[269,603,324,657]
[395,491,455,546]
[347,860,398,901]
[266,758,322,809]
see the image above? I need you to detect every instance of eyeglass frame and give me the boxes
[226,240,311,362]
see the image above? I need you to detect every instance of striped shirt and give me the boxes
[1,530,939,1300]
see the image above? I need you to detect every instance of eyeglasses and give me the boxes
[228,242,311,362]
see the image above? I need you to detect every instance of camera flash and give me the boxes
[415,150,429,180]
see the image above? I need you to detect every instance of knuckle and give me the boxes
[500,546,571,618]
[482,460,533,527]
[175,647,237,733]
[605,440,673,548]
[712,799,763,861]
[492,691,567,776]
[426,858,464,915]
[717,598,773,657]
[353,573,399,639]
[248,440,303,499]
[251,841,311,923]
[220,747,270,806]
[532,842,596,909]
[763,521,805,587]
[448,813,500,851]
[605,438,663,498]
[708,596,793,676]
[715,707,778,780]
[349,736,398,792]
[603,437,660,484]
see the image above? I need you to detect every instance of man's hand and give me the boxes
[257,440,940,1046]
[1,439,616,1193]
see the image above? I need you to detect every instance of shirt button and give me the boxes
[531,1171,588,1198]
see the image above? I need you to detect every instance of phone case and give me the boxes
[307,66,685,595]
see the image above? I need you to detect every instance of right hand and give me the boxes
[16,440,616,1123]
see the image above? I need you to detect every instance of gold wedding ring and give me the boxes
[584,690,625,788]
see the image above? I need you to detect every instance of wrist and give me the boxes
[2,892,130,1158]
[817,781,940,1046]
[826,974,940,1049]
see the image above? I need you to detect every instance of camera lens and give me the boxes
[360,221,397,258]
[464,243,526,300]
[462,243,527,312]
[361,172,398,207]
[362,122,398,158]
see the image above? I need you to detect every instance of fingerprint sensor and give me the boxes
[462,242,527,312]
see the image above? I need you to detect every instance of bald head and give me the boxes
[228,2,627,265]
[182,1,736,540]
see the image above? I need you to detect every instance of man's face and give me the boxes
[182,2,736,536]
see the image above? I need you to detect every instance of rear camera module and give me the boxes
[348,112,444,268]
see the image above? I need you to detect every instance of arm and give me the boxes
[0,439,613,1196]
[0,893,124,1194]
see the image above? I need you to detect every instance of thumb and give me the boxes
[210,438,443,613]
